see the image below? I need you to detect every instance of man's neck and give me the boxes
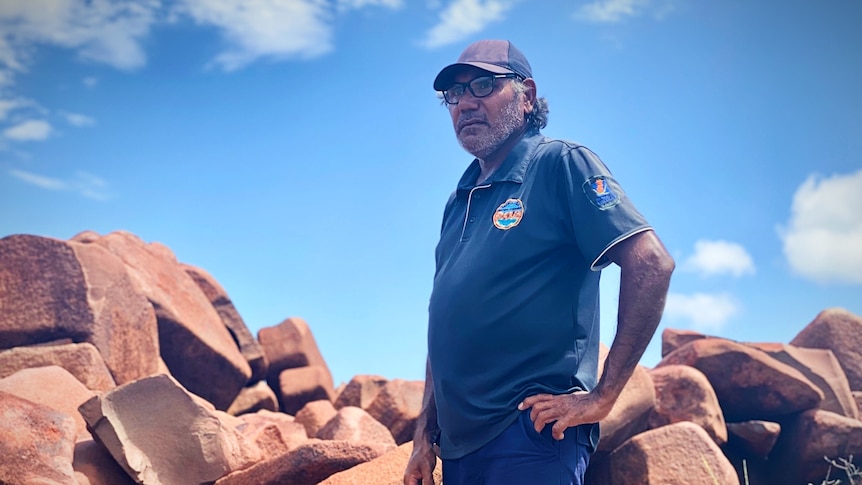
[475,125,529,185]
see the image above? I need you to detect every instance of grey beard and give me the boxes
[457,96,523,160]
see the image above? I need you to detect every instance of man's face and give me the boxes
[447,68,526,160]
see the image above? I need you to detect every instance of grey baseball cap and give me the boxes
[433,40,533,91]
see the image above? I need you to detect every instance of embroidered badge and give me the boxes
[583,176,621,210]
[493,198,525,230]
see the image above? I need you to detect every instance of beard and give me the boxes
[456,94,523,160]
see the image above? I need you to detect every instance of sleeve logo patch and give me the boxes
[583,176,621,210]
[493,198,525,230]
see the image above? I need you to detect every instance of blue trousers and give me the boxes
[442,411,591,485]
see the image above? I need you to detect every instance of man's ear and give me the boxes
[522,78,537,114]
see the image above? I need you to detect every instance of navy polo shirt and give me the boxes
[428,129,651,459]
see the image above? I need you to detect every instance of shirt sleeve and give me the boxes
[557,144,652,271]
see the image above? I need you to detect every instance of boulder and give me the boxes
[0,234,159,385]
[366,379,425,445]
[91,231,252,409]
[277,365,335,415]
[226,380,279,416]
[238,409,309,453]
[215,439,395,485]
[295,399,339,437]
[660,327,708,357]
[657,338,824,421]
[0,342,116,392]
[317,406,397,445]
[334,374,388,410]
[726,420,781,459]
[791,308,862,391]
[259,316,334,393]
[0,391,78,485]
[605,421,739,484]
[596,345,656,452]
[73,439,137,485]
[320,441,443,485]
[647,364,727,445]
[79,374,259,485]
[182,263,268,382]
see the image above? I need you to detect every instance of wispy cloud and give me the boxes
[338,0,403,10]
[779,170,862,285]
[3,120,52,141]
[682,239,755,278]
[178,0,334,71]
[421,0,514,49]
[575,0,676,23]
[664,292,739,332]
[8,169,112,200]
[61,112,96,127]
[83,77,99,88]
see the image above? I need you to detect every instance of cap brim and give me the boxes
[433,62,515,91]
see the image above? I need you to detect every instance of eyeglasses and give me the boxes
[442,74,519,105]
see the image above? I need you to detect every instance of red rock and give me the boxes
[596,345,656,452]
[320,441,443,485]
[0,365,95,440]
[0,342,116,391]
[79,374,260,484]
[791,308,862,391]
[366,379,424,445]
[182,263,269,382]
[73,439,136,485]
[726,420,781,459]
[0,391,78,485]
[647,364,727,445]
[259,316,334,394]
[657,338,824,421]
[238,409,309,452]
[661,327,708,357]
[214,439,395,485]
[226,380,279,416]
[277,365,335,415]
[317,406,396,445]
[0,234,160,385]
[606,421,740,484]
[92,231,252,409]
[770,409,862,485]
[295,399,339,437]
[334,374,388,410]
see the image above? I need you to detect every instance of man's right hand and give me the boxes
[403,439,437,485]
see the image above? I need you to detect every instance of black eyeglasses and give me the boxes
[442,74,519,105]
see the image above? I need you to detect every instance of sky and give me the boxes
[1,0,860,387]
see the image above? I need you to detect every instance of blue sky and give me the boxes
[1,0,860,386]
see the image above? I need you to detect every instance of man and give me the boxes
[404,40,674,485]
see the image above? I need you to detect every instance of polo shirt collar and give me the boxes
[456,128,543,191]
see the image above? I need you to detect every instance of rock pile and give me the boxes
[1,231,860,484]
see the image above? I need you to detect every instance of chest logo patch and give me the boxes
[583,175,621,210]
[493,198,525,230]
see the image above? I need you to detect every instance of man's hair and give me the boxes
[512,79,549,130]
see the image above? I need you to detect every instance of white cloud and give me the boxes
[422,0,514,49]
[0,97,27,121]
[575,0,676,23]
[8,168,111,200]
[683,239,755,277]
[664,292,738,332]
[3,119,52,141]
[62,112,96,127]
[338,0,403,10]
[83,76,99,87]
[780,170,862,285]
[178,0,333,71]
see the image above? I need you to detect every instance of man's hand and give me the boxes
[403,439,437,485]
[518,390,613,440]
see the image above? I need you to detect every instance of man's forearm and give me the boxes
[413,357,438,442]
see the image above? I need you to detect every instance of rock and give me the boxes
[0,365,95,440]
[770,409,862,485]
[660,328,708,357]
[657,338,824,421]
[238,409,309,453]
[726,420,781,459]
[0,234,160,385]
[214,439,395,485]
[73,439,136,485]
[92,231,252,409]
[0,390,78,485]
[334,374,388,410]
[317,406,396,445]
[854,391,862,414]
[182,263,269,382]
[277,365,335,415]
[750,343,858,419]
[226,380,279,416]
[647,365,727,445]
[259,316,334,395]
[791,308,862,391]
[295,399,339,437]
[366,379,424,445]
[606,421,739,484]
[78,374,259,485]
[0,342,116,392]
[597,345,656,452]
[320,441,443,485]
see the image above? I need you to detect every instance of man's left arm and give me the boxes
[519,229,674,439]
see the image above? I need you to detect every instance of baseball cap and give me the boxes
[433,40,533,91]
